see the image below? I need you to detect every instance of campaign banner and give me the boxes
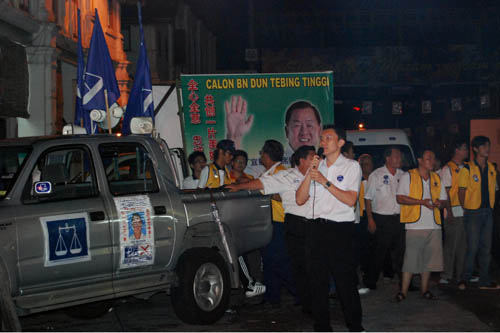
[180,72,334,173]
[113,195,155,269]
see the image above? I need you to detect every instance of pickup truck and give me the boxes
[0,134,272,330]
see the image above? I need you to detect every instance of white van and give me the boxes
[346,129,416,171]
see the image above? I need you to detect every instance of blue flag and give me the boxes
[122,2,154,135]
[74,9,95,134]
[82,9,120,116]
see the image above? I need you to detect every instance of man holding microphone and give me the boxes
[296,125,363,332]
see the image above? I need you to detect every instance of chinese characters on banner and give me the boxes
[187,79,219,160]
[113,195,155,269]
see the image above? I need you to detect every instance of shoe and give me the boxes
[439,278,450,285]
[358,287,370,295]
[457,281,467,290]
[395,292,406,302]
[479,282,500,290]
[245,282,266,297]
[469,276,479,283]
[422,291,438,300]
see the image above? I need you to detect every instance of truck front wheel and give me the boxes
[171,248,230,324]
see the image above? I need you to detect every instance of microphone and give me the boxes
[317,147,324,158]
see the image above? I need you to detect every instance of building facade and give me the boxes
[0,0,129,138]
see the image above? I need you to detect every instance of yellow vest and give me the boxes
[359,181,365,217]
[446,161,461,207]
[458,160,497,209]
[205,163,233,188]
[400,169,442,225]
[270,164,287,223]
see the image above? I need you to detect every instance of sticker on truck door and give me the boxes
[114,195,155,269]
[40,213,91,267]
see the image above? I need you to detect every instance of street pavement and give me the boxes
[20,273,500,331]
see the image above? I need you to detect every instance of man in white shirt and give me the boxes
[363,147,405,290]
[438,138,468,284]
[396,148,446,301]
[228,145,316,313]
[296,125,363,332]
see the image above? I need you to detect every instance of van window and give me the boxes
[99,143,159,196]
[353,145,415,171]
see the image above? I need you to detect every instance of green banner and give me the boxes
[180,72,334,173]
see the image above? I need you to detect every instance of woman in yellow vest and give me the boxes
[395,149,447,301]
[457,136,499,290]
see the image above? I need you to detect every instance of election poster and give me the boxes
[180,72,334,176]
[113,195,155,269]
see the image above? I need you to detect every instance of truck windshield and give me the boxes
[353,144,416,171]
[0,146,32,199]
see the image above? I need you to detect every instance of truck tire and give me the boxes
[171,248,230,325]
[64,300,114,319]
[0,290,21,332]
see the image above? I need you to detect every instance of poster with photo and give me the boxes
[113,195,155,269]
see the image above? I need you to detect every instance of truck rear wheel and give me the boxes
[171,248,230,324]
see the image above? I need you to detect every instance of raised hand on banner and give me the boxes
[225,96,254,149]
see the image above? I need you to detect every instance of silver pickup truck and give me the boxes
[0,134,272,330]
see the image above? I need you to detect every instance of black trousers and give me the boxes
[364,213,404,287]
[284,213,310,310]
[308,219,363,332]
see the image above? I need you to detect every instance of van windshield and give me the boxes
[353,144,416,171]
[0,146,32,199]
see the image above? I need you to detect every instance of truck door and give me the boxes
[97,141,175,293]
[16,145,113,306]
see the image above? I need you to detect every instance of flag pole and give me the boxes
[104,89,112,134]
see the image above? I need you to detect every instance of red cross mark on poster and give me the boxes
[139,245,151,255]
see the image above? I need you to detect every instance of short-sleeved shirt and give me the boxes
[438,164,464,217]
[397,172,447,230]
[364,165,405,215]
[307,154,362,222]
[260,167,312,218]
[182,176,199,189]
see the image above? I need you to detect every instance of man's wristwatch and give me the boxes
[325,181,332,188]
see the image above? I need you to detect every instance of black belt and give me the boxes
[315,218,354,224]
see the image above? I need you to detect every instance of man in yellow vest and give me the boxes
[197,139,235,188]
[438,138,468,285]
[395,148,447,301]
[457,136,499,290]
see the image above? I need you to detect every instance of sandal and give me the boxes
[422,291,438,300]
[395,292,406,302]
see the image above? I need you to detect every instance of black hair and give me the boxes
[471,136,490,156]
[415,146,434,159]
[291,145,315,167]
[233,150,248,162]
[262,139,284,162]
[187,151,207,176]
[322,124,346,142]
[383,146,401,160]
[450,137,468,157]
[341,141,354,155]
[285,101,322,127]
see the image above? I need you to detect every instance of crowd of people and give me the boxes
[182,127,499,332]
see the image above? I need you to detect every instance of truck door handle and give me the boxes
[154,206,166,215]
[89,211,105,221]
